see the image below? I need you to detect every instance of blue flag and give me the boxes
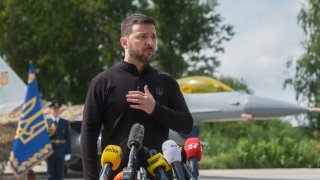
[8,62,53,178]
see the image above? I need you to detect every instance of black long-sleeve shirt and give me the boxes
[81,60,193,179]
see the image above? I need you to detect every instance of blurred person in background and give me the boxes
[46,100,71,180]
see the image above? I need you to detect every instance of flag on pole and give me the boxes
[8,61,53,178]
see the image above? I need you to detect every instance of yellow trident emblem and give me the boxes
[15,97,47,144]
[0,71,9,86]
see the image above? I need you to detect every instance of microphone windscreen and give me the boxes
[184,137,202,161]
[162,140,181,164]
[127,123,144,150]
[100,145,122,170]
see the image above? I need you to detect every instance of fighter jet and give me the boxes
[168,76,309,145]
[178,76,308,123]
[185,91,307,122]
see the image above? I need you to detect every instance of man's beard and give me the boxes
[128,43,156,63]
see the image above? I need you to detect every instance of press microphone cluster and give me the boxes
[99,145,122,180]
[107,122,203,180]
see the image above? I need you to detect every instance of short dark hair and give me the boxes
[121,13,156,37]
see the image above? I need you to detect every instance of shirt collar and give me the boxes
[52,117,60,122]
[118,60,151,75]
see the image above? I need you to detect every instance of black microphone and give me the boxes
[162,140,185,180]
[181,148,195,180]
[122,123,145,180]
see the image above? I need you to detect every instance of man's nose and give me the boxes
[146,37,155,46]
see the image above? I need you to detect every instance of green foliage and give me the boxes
[152,0,234,77]
[218,76,253,94]
[0,0,233,104]
[199,120,320,168]
[284,0,320,130]
[0,0,111,103]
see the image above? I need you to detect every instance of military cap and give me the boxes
[49,100,62,108]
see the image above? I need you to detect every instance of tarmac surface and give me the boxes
[198,169,320,180]
[2,163,320,180]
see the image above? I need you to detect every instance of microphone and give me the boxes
[180,148,195,180]
[180,147,187,164]
[184,137,202,180]
[137,167,147,180]
[114,171,123,180]
[99,145,122,180]
[122,123,145,180]
[162,140,186,180]
[146,149,170,180]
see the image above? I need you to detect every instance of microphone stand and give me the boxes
[189,157,199,180]
[171,161,185,180]
[182,164,195,180]
[122,145,137,180]
[99,163,112,180]
[137,167,147,180]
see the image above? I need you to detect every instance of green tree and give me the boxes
[0,0,137,103]
[285,0,320,130]
[151,0,234,77]
[0,0,233,104]
[218,75,253,94]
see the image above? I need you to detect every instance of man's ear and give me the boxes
[120,37,128,49]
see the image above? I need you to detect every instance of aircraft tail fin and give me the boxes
[0,57,26,114]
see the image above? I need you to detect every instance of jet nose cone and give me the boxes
[245,96,308,117]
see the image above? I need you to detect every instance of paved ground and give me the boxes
[2,163,320,180]
[198,169,320,180]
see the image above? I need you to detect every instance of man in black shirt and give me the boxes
[81,13,193,179]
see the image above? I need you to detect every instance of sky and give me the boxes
[215,0,305,104]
